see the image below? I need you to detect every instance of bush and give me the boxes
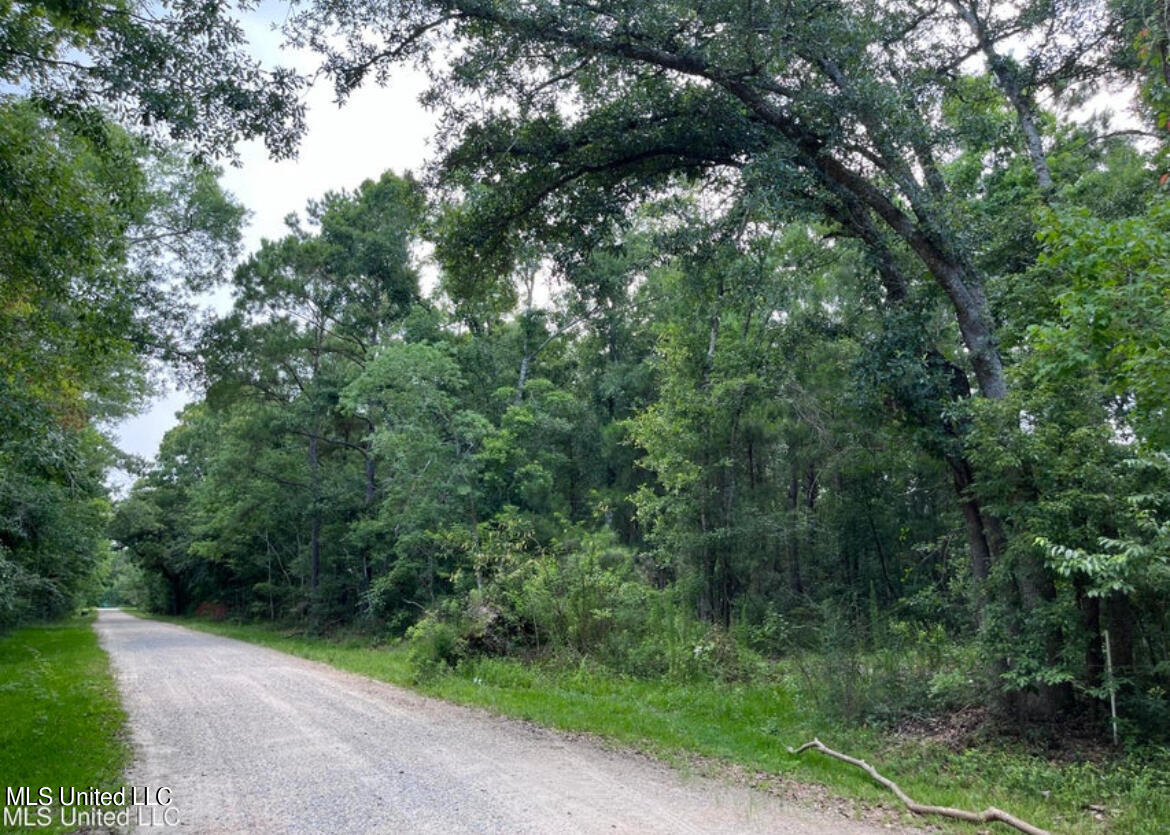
[401,524,984,718]
[437,527,767,682]
[405,616,465,680]
[0,552,70,630]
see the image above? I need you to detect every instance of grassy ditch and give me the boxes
[0,613,129,834]
[142,613,1170,834]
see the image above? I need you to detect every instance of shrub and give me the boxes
[405,615,465,680]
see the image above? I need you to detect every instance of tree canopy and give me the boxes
[2,0,306,158]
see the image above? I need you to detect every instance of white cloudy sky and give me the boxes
[108,6,436,491]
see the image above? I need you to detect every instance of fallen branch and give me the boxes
[788,738,1049,835]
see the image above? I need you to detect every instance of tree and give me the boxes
[0,0,302,630]
[287,0,1138,394]
[341,340,489,621]
[1,0,306,158]
[194,172,424,612]
[963,195,1170,722]
[0,100,243,629]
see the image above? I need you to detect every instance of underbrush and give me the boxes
[400,528,986,734]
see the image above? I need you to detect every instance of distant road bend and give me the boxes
[95,609,893,834]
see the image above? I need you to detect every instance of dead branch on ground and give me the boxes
[787,738,1049,835]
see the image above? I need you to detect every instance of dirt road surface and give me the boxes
[95,609,896,834]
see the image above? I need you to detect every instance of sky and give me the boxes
[108,7,436,492]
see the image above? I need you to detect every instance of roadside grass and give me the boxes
[141,613,1170,834]
[0,613,129,834]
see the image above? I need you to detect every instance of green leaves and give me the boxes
[1035,454,1170,599]
[2,0,307,159]
[1031,199,1170,446]
[0,97,244,628]
[343,342,463,426]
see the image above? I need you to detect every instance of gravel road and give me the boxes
[95,609,895,834]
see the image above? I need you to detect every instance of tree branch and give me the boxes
[788,738,1050,835]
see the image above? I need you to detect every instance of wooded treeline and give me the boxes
[4,0,1170,737]
[1,0,309,626]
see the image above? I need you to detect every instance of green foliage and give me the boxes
[789,605,982,726]
[130,155,1170,742]
[113,22,1170,744]
[405,615,465,681]
[1032,199,1170,446]
[97,547,148,608]
[1,0,306,158]
[958,187,1170,727]
[115,174,430,624]
[0,95,242,630]
[1037,454,1170,600]
[8,2,1170,831]
[412,521,768,683]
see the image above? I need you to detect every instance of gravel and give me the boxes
[95,609,896,834]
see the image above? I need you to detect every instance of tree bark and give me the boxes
[1013,537,1071,720]
[363,449,376,585]
[1106,592,1136,676]
[787,468,805,598]
[515,352,530,403]
[309,432,321,591]
[698,497,714,623]
[949,457,994,584]
[952,0,1055,195]
[1081,590,1104,692]
[163,567,185,616]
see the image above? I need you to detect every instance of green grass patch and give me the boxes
[142,613,1170,834]
[0,613,129,834]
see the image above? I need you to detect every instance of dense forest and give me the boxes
[4,0,1170,742]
